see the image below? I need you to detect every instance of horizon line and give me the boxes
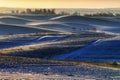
[0,7,120,9]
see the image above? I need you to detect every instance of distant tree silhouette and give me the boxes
[34,9,40,14]
[47,9,51,14]
[51,9,55,14]
[26,8,32,14]
[73,12,79,16]
[18,8,56,15]
[11,10,19,14]
[16,10,19,14]
[43,9,47,14]
[21,11,26,14]
[11,10,15,14]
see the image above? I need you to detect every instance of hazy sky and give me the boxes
[0,0,120,8]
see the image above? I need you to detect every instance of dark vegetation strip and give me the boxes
[0,55,119,69]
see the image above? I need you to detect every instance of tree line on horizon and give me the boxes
[11,9,56,15]
[11,9,120,17]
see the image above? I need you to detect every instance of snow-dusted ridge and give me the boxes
[53,35,120,62]
[27,21,96,33]
[0,23,55,35]
[0,16,34,25]
[0,16,37,21]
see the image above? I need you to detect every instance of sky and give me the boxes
[0,0,120,8]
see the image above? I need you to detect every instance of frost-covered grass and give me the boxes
[0,14,120,79]
[0,32,113,58]
[0,73,84,80]
[0,55,119,79]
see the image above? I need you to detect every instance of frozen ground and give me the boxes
[0,63,120,80]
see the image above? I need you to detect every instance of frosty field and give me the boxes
[0,14,120,79]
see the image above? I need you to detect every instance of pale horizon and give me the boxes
[0,0,120,9]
